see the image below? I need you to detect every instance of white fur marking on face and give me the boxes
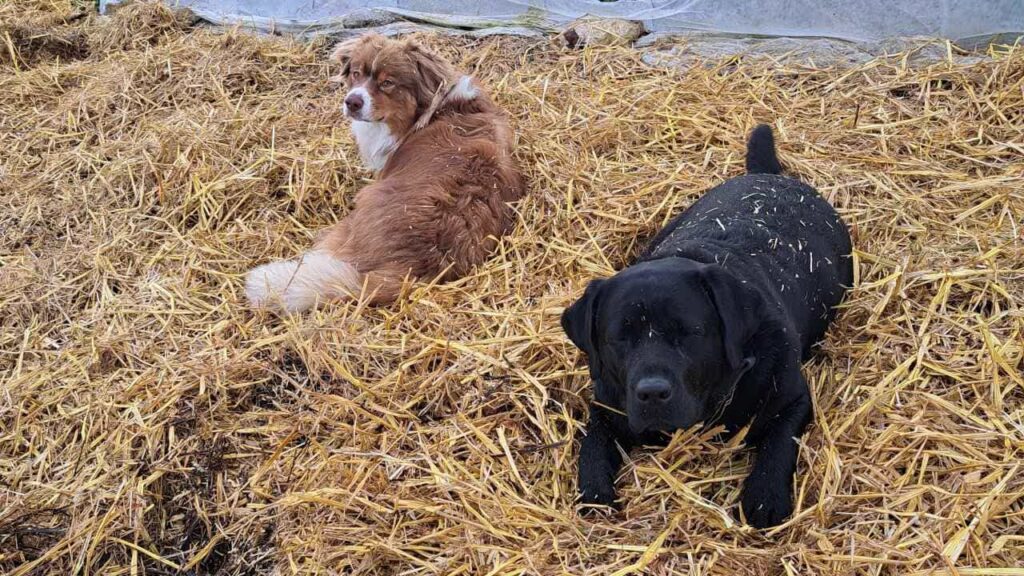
[447,75,478,102]
[343,86,373,121]
[245,250,361,313]
[350,121,397,172]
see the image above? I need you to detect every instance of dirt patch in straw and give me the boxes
[2,1,1022,574]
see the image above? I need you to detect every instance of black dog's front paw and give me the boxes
[741,479,793,529]
[578,477,618,512]
[577,404,631,514]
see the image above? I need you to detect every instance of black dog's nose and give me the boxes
[345,93,364,112]
[635,378,672,404]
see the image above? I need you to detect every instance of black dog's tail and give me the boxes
[745,124,783,175]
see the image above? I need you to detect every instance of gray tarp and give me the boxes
[101,1,1023,47]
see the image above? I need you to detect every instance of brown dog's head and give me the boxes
[329,34,461,136]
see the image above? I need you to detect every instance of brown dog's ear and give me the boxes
[698,264,761,376]
[562,279,605,378]
[404,41,457,104]
[328,38,358,82]
[328,34,383,84]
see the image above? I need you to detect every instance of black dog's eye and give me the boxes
[614,325,643,345]
[603,323,633,345]
[611,333,633,344]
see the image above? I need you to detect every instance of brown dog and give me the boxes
[245,34,525,312]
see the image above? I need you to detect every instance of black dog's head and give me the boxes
[562,259,763,434]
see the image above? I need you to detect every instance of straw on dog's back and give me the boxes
[643,126,852,355]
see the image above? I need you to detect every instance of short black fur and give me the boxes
[562,124,852,528]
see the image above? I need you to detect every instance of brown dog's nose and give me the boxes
[345,93,364,113]
[635,378,672,404]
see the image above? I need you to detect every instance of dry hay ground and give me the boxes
[1,1,1023,575]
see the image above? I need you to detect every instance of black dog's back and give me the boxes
[643,125,852,356]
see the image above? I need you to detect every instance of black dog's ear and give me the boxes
[561,279,605,375]
[698,265,762,374]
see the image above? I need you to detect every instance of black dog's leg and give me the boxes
[741,373,812,528]
[578,403,632,509]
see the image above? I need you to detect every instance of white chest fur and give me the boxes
[350,121,397,172]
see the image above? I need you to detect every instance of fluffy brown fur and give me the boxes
[245,34,525,312]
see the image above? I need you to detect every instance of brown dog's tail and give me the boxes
[245,251,364,313]
[745,124,783,175]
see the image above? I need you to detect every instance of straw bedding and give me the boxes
[2,1,1022,574]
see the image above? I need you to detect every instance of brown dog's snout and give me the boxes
[345,93,364,113]
[635,377,673,404]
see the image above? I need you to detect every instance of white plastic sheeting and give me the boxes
[100,1,1023,46]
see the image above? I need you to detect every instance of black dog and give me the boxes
[562,125,852,528]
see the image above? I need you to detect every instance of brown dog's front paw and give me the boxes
[741,480,793,529]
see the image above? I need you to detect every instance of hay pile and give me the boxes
[2,1,1022,574]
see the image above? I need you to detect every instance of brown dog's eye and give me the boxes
[379,79,395,89]
[351,70,361,81]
